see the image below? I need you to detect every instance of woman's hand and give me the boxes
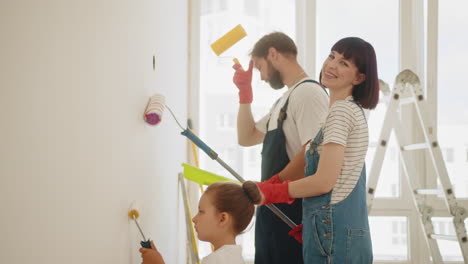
[247,180,295,205]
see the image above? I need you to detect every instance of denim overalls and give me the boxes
[302,101,373,264]
[255,80,321,264]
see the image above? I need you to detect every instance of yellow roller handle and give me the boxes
[210,24,247,56]
[233,58,243,70]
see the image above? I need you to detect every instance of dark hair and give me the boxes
[250,32,297,58]
[205,181,261,235]
[329,37,379,109]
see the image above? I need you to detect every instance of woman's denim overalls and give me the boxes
[302,101,373,264]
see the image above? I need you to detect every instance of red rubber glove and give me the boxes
[256,180,295,205]
[288,224,303,244]
[264,174,282,184]
[232,60,254,104]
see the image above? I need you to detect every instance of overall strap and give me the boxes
[265,97,282,129]
[279,79,327,122]
[310,127,324,149]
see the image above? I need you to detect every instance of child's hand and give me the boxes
[140,241,165,264]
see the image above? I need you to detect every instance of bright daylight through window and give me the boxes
[195,0,468,262]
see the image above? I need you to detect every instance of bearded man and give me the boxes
[232,32,329,264]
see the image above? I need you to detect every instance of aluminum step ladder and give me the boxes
[367,69,468,263]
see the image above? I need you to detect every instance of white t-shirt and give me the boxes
[255,78,329,159]
[201,245,245,264]
[317,96,368,204]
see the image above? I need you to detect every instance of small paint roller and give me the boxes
[143,93,298,230]
[144,94,165,125]
[210,24,246,68]
[128,209,151,249]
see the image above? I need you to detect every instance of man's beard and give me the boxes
[267,60,284,90]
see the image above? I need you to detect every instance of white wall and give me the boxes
[0,1,188,263]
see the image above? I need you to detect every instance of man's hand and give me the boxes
[233,60,254,104]
[288,224,303,244]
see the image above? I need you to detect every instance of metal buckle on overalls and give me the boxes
[309,141,319,153]
[278,111,287,121]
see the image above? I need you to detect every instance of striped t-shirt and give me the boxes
[317,96,368,204]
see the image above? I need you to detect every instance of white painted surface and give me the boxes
[0,1,188,263]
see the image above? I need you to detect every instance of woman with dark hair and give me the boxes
[140,181,261,264]
[245,37,379,263]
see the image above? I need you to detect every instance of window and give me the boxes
[201,0,228,15]
[217,113,235,129]
[370,216,408,261]
[317,0,404,261]
[442,148,454,163]
[431,3,468,260]
[437,0,468,199]
[432,217,468,262]
[191,1,468,263]
[316,0,400,199]
[243,0,259,17]
[197,0,296,261]
[248,148,259,164]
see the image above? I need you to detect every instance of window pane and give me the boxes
[432,217,468,262]
[199,0,296,260]
[438,0,468,198]
[369,216,408,261]
[316,0,400,199]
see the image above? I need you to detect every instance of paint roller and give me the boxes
[143,94,298,229]
[144,94,165,125]
[210,24,246,67]
[128,209,151,249]
[143,25,246,125]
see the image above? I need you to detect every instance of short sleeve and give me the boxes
[289,83,329,145]
[255,114,269,134]
[322,101,356,147]
[255,98,282,133]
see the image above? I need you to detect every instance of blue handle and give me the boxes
[140,240,151,249]
[181,129,218,160]
[180,128,298,229]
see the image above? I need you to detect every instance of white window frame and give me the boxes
[187,0,468,263]
[426,0,468,262]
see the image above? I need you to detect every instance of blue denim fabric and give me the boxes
[302,124,373,263]
[255,81,323,264]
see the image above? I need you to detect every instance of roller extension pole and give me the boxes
[181,129,297,229]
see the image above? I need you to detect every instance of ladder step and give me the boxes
[415,189,443,195]
[399,97,416,105]
[430,234,458,241]
[401,143,429,151]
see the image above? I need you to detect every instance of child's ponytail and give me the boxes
[242,181,262,205]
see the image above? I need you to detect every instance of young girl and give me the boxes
[245,37,379,264]
[139,181,261,264]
